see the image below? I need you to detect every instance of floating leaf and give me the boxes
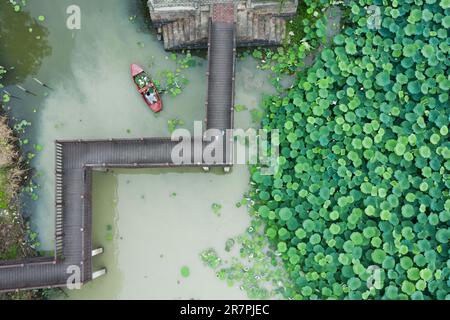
[180,266,190,278]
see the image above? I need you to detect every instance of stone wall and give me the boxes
[148,0,298,50]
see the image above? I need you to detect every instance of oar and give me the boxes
[33,77,54,90]
[16,85,37,96]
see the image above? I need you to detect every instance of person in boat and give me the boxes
[144,88,157,104]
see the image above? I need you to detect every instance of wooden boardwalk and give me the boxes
[0,4,236,293]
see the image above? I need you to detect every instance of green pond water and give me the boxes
[1,0,276,299]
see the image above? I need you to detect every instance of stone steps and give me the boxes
[161,14,209,50]
[160,9,288,50]
[248,12,286,43]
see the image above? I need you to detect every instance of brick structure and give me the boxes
[147,0,298,50]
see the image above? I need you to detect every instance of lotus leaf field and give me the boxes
[248,0,449,299]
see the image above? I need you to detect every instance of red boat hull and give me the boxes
[130,64,163,113]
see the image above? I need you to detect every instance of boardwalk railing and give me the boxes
[81,168,93,283]
[0,256,55,269]
[205,18,213,131]
[55,142,64,260]
[228,21,237,166]
[149,0,297,9]
[205,4,236,165]
[150,0,235,9]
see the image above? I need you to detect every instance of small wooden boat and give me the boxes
[131,64,162,113]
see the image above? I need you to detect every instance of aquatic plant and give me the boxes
[13,120,31,134]
[180,266,190,278]
[167,118,185,134]
[153,51,196,98]
[0,0,51,85]
[200,206,294,299]
[22,179,39,201]
[26,227,41,249]
[105,224,113,241]
[247,0,449,300]
[250,109,264,125]
[255,0,342,94]
[175,51,197,69]
[33,144,43,152]
[200,248,222,269]
[128,15,137,23]
[225,238,235,252]
[211,203,222,217]
[154,71,184,97]
[234,104,248,112]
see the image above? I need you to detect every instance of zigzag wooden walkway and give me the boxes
[0,3,236,293]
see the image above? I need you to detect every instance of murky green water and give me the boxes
[2,0,275,299]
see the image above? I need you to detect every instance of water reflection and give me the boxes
[0,1,51,85]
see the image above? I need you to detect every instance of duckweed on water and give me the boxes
[128,15,137,23]
[180,266,190,278]
[152,51,196,98]
[167,118,184,134]
[13,120,31,134]
[249,109,263,124]
[211,203,222,217]
[201,215,293,299]
[105,224,113,241]
[33,144,43,152]
[234,104,248,112]
[225,238,235,252]
[200,248,222,270]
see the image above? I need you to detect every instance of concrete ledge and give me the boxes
[153,6,197,12]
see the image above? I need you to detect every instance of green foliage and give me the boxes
[0,244,19,260]
[248,0,449,300]
[200,217,293,299]
[234,104,248,112]
[0,168,10,209]
[255,0,342,95]
[212,203,222,217]
[105,224,113,241]
[250,109,263,124]
[167,118,184,134]
[200,248,222,269]
[154,70,187,97]
[180,266,190,278]
[152,51,195,97]
[285,0,333,47]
